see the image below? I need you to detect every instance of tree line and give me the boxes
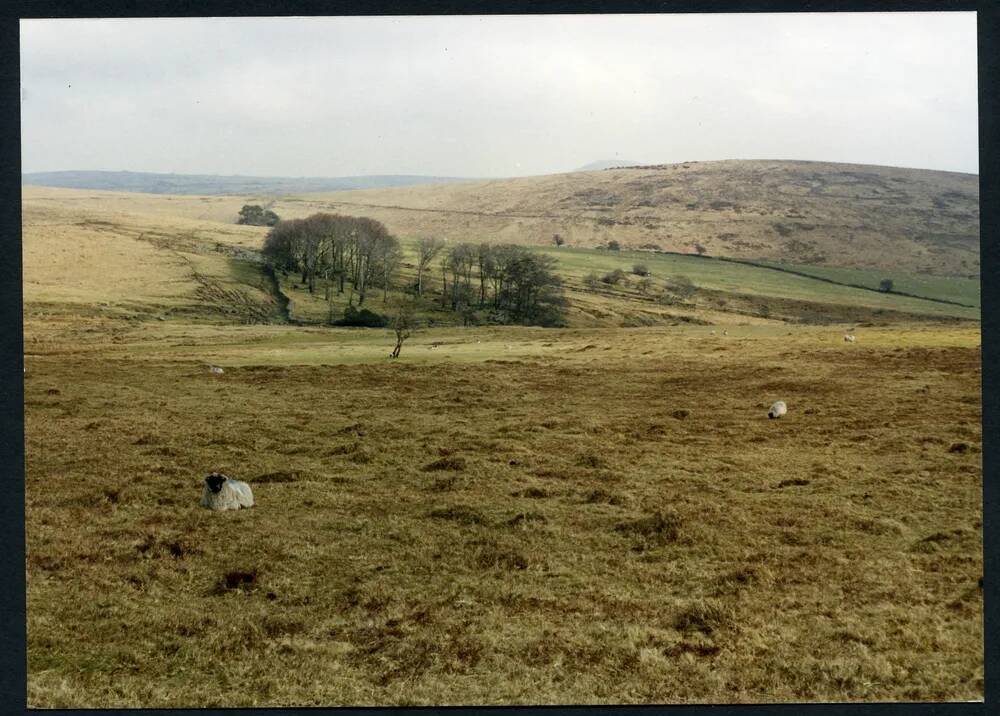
[261,213,565,326]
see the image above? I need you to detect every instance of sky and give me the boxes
[20,12,979,177]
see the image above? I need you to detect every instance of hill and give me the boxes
[575,159,643,171]
[21,170,477,196]
[21,185,978,330]
[281,159,979,278]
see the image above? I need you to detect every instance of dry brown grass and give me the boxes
[24,317,982,706]
[21,181,982,706]
[274,159,978,276]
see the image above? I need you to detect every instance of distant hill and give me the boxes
[575,159,643,172]
[21,170,476,196]
[284,159,979,277]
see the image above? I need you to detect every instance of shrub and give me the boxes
[663,275,696,299]
[607,239,621,251]
[583,272,601,288]
[601,269,627,285]
[632,263,650,276]
[335,305,388,327]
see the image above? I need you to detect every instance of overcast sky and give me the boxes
[20,13,979,177]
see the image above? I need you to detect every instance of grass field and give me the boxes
[751,260,981,309]
[276,241,979,328]
[22,186,983,706]
[24,321,983,706]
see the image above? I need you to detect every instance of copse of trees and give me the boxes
[262,213,402,316]
[237,204,280,226]
[439,242,567,326]
[263,217,566,327]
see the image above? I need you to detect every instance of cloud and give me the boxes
[20,13,979,176]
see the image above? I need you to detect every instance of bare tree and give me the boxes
[415,237,445,296]
[389,300,416,358]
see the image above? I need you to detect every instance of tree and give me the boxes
[632,263,650,276]
[552,234,565,247]
[415,237,445,296]
[607,239,621,252]
[879,278,894,293]
[389,300,416,358]
[237,204,279,226]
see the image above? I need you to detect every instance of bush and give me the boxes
[334,305,388,327]
[632,263,650,276]
[607,239,621,251]
[663,275,696,299]
[237,204,279,227]
[879,278,894,292]
[601,269,627,285]
[583,272,601,288]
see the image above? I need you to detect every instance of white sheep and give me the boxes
[207,364,225,375]
[844,335,856,343]
[767,401,787,419]
[201,473,254,511]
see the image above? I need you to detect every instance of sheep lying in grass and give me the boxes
[201,473,254,511]
[768,401,787,419]
[206,364,225,375]
[844,334,856,343]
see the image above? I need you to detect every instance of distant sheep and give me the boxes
[767,401,787,419]
[201,473,254,511]
[844,335,856,343]
[207,364,225,375]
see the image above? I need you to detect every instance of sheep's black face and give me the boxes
[205,474,227,493]
[768,413,775,419]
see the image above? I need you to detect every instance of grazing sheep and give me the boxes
[207,364,225,375]
[844,335,856,343]
[201,473,254,511]
[710,330,716,336]
[723,329,729,336]
[767,400,787,419]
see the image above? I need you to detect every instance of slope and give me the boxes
[277,159,979,277]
